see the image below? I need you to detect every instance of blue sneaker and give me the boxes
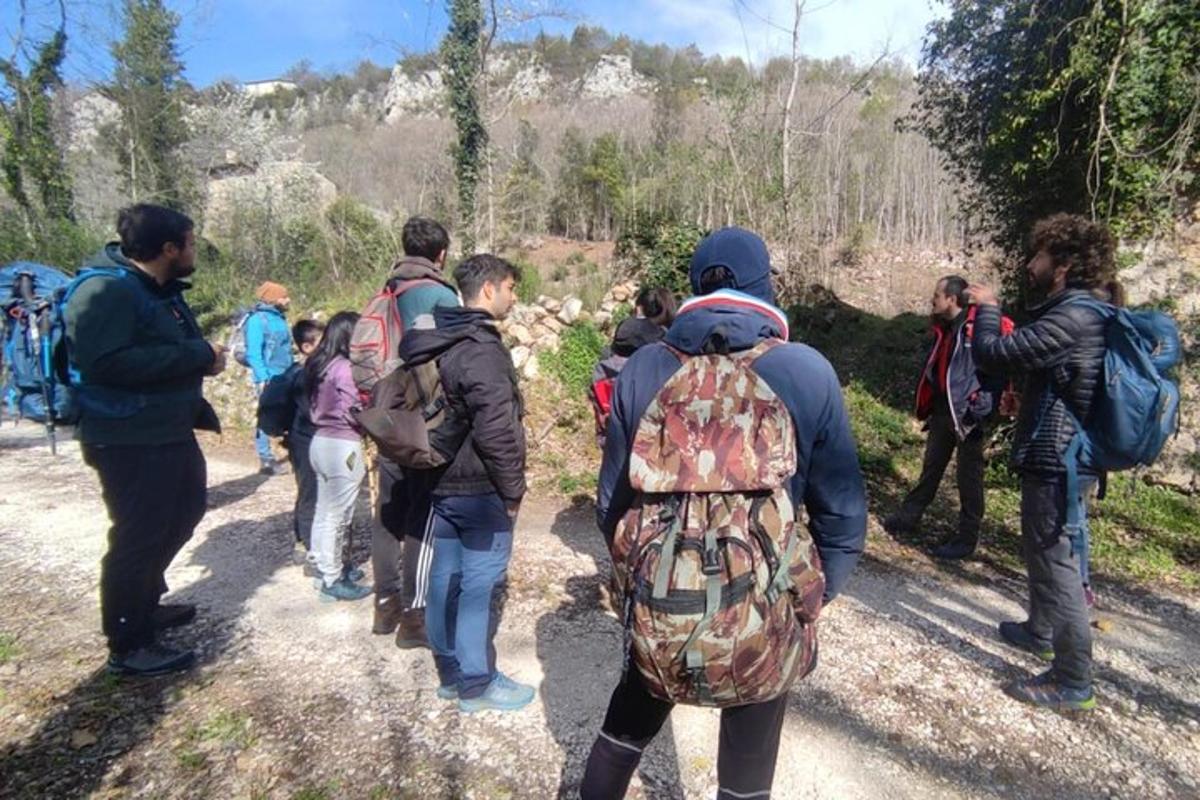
[318,578,372,602]
[343,564,366,583]
[436,684,458,700]
[999,620,1054,661]
[1005,669,1096,711]
[458,673,535,713]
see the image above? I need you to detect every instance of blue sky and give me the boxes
[3,0,944,87]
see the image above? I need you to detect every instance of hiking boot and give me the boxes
[318,578,372,602]
[436,684,459,700]
[151,603,197,631]
[458,673,535,713]
[372,593,404,635]
[931,537,977,561]
[998,620,1054,661]
[342,564,366,583]
[260,460,289,476]
[1005,669,1096,711]
[883,514,916,538]
[108,643,196,677]
[395,610,429,650]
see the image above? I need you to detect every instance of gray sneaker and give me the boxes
[458,673,535,713]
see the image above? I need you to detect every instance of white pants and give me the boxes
[309,435,365,586]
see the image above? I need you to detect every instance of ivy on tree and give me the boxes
[915,0,1200,255]
[442,0,487,254]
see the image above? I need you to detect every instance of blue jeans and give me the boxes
[425,493,513,699]
[255,427,273,463]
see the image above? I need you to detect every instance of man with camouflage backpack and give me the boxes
[582,227,867,800]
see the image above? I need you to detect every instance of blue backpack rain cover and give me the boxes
[1060,296,1181,525]
[1,262,77,422]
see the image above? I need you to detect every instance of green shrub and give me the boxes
[515,259,543,303]
[543,322,605,394]
[0,211,105,271]
[616,213,705,296]
[551,263,570,282]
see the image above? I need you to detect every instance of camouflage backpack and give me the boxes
[611,338,825,707]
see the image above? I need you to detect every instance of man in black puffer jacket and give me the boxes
[967,213,1120,712]
[397,254,533,714]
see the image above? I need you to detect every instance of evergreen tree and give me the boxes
[107,0,190,209]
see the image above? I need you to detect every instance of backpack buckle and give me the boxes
[701,547,721,576]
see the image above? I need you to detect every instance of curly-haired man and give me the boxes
[965,213,1123,711]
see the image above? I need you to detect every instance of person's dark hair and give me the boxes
[636,287,677,327]
[1029,213,1122,302]
[305,311,359,395]
[697,265,737,296]
[292,318,324,349]
[939,275,969,307]
[402,217,450,262]
[117,204,193,262]
[453,254,520,303]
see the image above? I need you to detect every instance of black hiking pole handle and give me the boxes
[15,273,58,454]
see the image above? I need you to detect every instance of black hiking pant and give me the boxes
[1020,472,1094,688]
[896,409,984,542]
[83,439,207,655]
[287,431,317,549]
[373,458,435,610]
[581,668,788,800]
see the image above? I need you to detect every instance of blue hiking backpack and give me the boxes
[1059,296,1181,526]
[0,262,77,434]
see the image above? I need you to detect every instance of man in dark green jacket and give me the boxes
[65,204,226,677]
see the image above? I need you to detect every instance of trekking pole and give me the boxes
[16,274,56,455]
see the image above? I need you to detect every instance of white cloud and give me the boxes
[604,0,943,65]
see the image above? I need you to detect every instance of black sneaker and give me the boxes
[107,643,196,677]
[151,603,197,631]
[883,514,916,538]
[931,537,977,560]
[998,620,1054,661]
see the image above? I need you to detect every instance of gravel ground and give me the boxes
[0,422,1197,799]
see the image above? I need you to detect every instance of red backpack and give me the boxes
[349,278,444,393]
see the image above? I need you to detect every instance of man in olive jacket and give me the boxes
[65,204,226,677]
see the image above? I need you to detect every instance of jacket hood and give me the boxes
[252,301,286,316]
[92,242,190,294]
[611,317,665,357]
[388,255,455,289]
[664,289,789,355]
[398,305,497,366]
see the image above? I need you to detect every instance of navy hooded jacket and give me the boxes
[596,289,868,603]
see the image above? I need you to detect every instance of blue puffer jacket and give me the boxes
[244,303,294,383]
[596,290,868,603]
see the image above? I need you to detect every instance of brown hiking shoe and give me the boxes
[372,593,404,635]
[395,609,429,650]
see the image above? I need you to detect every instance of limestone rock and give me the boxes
[204,161,337,246]
[507,324,535,347]
[383,67,445,122]
[522,353,540,380]
[577,55,654,100]
[510,346,532,370]
[558,297,584,325]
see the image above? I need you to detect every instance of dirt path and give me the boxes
[1,423,1198,799]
